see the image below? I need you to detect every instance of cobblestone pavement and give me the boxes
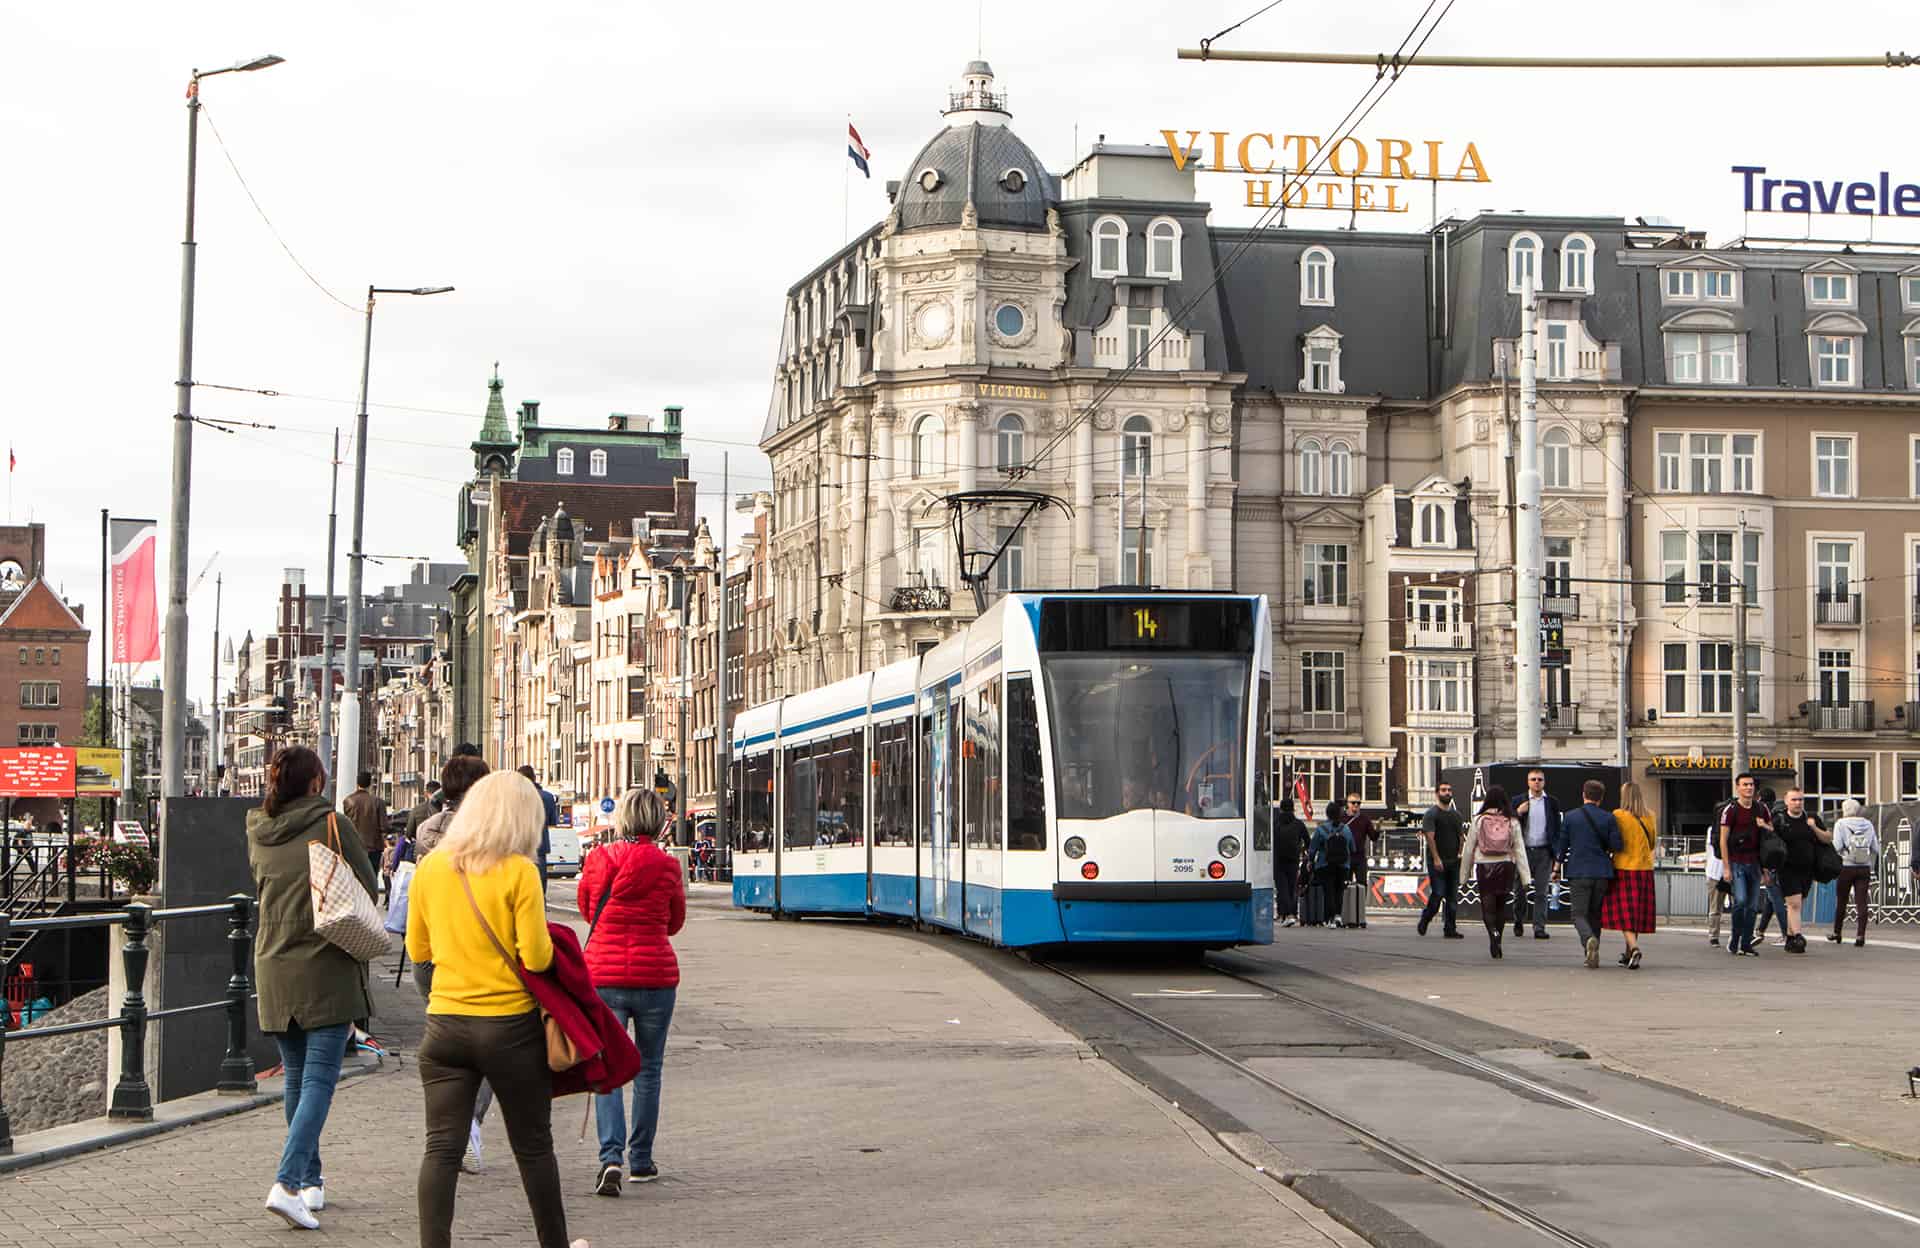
[0,888,1364,1247]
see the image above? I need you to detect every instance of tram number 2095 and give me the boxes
[1171,857,1197,874]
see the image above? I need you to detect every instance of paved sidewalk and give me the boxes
[0,887,1363,1247]
[1248,913,1920,1160]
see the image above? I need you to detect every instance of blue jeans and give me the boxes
[273,1021,351,1190]
[595,986,676,1169]
[1727,862,1761,953]
[1755,872,1786,934]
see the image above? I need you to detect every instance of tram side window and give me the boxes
[919,711,934,847]
[947,695,963,850]
[981,679,1002,851]
[1006,676,1046,850]
[874,722,912,846]
[1253,675,1273,851]
[783,745,817,850]
[963,689,988,849]
[810,733,864,846]
[742,754,775,852]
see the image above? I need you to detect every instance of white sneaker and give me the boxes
[1282,916,1297,928]
[266,1183,319,1230]
[300,1182,325,1212]
[461,1119,485,1174]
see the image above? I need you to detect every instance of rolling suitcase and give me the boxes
[1342,879,1366,928]
[1300,877,1326,926]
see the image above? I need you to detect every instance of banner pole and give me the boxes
[100,510,111,747]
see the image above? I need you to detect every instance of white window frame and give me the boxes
[589,448,608,477]
[993,525,1026,592]
[1666,332,1702,383]
[1903,273,1920,312]
[1297,439,1322,496]
[1409,657,1472,715]
[1908,331,1920,392]
[1698,642,1734,715]
[1302,542,1349,607]
[556,447,574,476]
[1688,433,1726,494]
[1662,642,1688,715]
[1508,232,1541,293]
[1560,233,1592,293]
[1817,648,1855,707]
[1701,268,1738,302]
[1812,334,1858,388]
[1706,332,1740,383]
[1121,415,1153,477]
[1912,435,1920,498]
[1806,270,1855,308]
[1544,323,1570,379]
[914,528,947,588]
[1656,432,1683,491]
[1300,326,1344,394]
[1814,538,1856,607]
[1696,530,1736,605]
[994,413,1026,472]
[912,413,945,477]
[1327,440,1352,497]
[1731,433,1758,493]
[1091,216,1127,278]
[1663,268,1698,302]
[1410,734,1469,806]
[1300,650,1346,719]
[1544,536,1573,598]
[1813,433,1855,498]
[1301,246,1334,306]
[1542,427,1572,488]
[1415,498,1452,548]
[1146,217,1181,279]
[1121,526,1155,586]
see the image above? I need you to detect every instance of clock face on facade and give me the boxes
[0,560,23,591]
[915,300,953,346]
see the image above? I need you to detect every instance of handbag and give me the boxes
[384,859,417,935]
[457,869,583,1073]
[1812,839,1843,885]
[309,813,390,962]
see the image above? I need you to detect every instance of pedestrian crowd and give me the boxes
[1277,767,1895,970]
[244,742,687,1246]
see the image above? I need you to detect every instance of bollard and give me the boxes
[107,903,154,1121]
[217,894,257,1094]
[0,910,12,1154]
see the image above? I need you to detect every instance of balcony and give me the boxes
[1543,591,1581,619]
[1406,620,1474,650]
[1299,709,1348,733]
[1542,701,1582,736]
[1811,699,1874,733]
[1814,592,1863,626]
[1904,701,1920,736]
[889,583,952,613]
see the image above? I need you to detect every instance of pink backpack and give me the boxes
[1477,813,1514,855]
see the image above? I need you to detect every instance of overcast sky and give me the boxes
[8,0,1916,704]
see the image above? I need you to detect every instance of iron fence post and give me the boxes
[217,894,256,1093]
[0,910,12,1154]
[108,903,154,1120]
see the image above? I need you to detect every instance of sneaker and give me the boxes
[1281,916,1296,928]
[1744,943,1762,957]
[266,1184,319,1230]
[462,1120,484,1174]
[1332,917,1344,929]
[1710,936,1721,947]
[1584,936,1600,968]
[1616,950,1631,967]
[628,1165,659,1184]
[595,1164,623,1197]
[1628,947,1643,970]
[1513,921,1525,938]
[1442,930,1464,939]
[300,1182,325,1212]
[1417,915,1431,936]
[1534,930,1550,940]
[1785,933,1806,954]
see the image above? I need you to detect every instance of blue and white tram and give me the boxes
[731,592,1274,948]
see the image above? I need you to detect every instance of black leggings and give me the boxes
[418,1011,568,1248]
[1833,866,1872,941]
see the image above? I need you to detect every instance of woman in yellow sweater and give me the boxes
[406,770,586,1248]
[1602,781,1660,969]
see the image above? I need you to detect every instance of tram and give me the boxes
[730,592,1274,948]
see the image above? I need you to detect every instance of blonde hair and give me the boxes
[1842,798,1863,817]
[1618,780,1653,824]
[616,787,669,842]
[440,771,544,874]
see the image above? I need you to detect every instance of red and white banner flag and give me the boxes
[110,518,160,665]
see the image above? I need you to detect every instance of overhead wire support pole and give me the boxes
[1514,271,1543,764]
[1177,48,1916,69]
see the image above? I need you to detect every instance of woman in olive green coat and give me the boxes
[246,746,381,1230]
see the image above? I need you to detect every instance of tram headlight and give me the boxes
[1208,861,1226,879]
[1217,835,1242,859]
[1063,836,1087,860]
[1081,861,1100,880]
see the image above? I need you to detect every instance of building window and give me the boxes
[1689,433,1725,494]
[19,681,59,708]
[1742,530,1761,598]
[1904,275,1920,311]
[912,413,945,477]
[1302,543,1349,606]
[1698,643,1734,714]
[1560,234,1591,292]
[1411,734,1469,805]
[1126,307,1152,365]
[1909,334,1920,391]
[1662,642,1688,715]
[1300,650,1345,720]
[1298,440,1322,495]
[1902,758,1919,802]
[916,529,946,588]
[1410,657,1471,714]
[1327,441,1352,497]
[1544,536,1572,598]
[1696,531,1735,604]
[14,648,23,665]
[1122,416,1152,477]
[1912,437,1920,496]
[1121,527,1154,586]
[1544,323,1569,378]
[1817,649,1854,706]
[49,648,59,665]
[1508,233,1540,293]
[1657,432,1683,491]
[1301,246,1334,306]
[17,723,56,746]
[1702,269,1736,301]
[1807,271,1854,306]
[589,449,608,477]
[1813,335,1857,387]
[995,413,1026,472]
[1707,334,1739,383]
[1416,499,1451,548]
[1147,218,1180,278]
[1664,269,1698,301]
[993,525,1025,592]
[1301,327,1343,393]
[1731,434,1756,492]
[1815,539,1855,609]
[1667,333,1701,383]
[1092,217,1126,277]
[1542,427,1571,488]
[1814,434,1854,497]
[556,448,574,476]
[1803,757,1867,820]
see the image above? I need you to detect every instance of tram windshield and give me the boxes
[1043,655,1249,821]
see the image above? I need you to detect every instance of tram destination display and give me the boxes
[1039,598,1254,652]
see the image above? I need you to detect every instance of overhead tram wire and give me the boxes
[1009,0,1460,489]
[1197,0,1293,59]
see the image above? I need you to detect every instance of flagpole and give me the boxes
[843,113,850,245]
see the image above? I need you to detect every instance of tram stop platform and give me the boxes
[0,886,1365,1248]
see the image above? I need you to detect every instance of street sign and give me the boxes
[1542,648,1571,667]
[599,797,616,814]
[1539,611,1565,651]
[112,821,149,847]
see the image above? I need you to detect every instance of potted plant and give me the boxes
[82,841,158,898]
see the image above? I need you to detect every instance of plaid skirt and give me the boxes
[1600,867,1656,934]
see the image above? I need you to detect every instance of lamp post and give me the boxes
[337,286,454,798]
[161,53,283,814]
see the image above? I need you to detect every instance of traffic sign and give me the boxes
[599,797,616,814]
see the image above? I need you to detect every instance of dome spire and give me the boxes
[944,60,1009,127]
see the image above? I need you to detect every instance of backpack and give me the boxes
[1476,813,1513,855]
[1842,823,1876,868]
[1323,827,1351,869]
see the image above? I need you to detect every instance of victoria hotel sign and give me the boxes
[1160,130,1491,214]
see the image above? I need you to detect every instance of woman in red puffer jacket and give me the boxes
[576,788,685,1195]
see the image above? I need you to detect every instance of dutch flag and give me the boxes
[847,122,871,178]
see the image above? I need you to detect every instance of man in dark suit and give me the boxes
[1512,767,1563,939]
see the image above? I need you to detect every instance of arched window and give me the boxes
[1301,246,1334,306]
[556,448,574,476]
[912,413,945,476]
[1560,234,1592,293]
[1298,439,1323,496]
[1509,232,1542,293]
[1092,217,1127,278]
[995,413,1026,472]
[589,449,608,477]
[1327,440,1352,496]
[1542,427,1572,489]
[1121,415,1153,477]
[1147,218,1180,278]
[1417,499,1452,547]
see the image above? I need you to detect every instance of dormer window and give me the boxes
[1807,311,1866,388]
[1092,217,1127,278]
[1416,498,1452,548]
[1301,246,1334,306]
[1300,326,1344,394]
[1508,233,1541,293]
[1702,269,1736,301]
[1807,271,1854,307]
[1147,218,1181,278]
[1664,269,1696,300]
[1560,234,1592,293]
[556,448,574,476]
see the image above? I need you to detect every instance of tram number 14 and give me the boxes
[1133,608,1159,640]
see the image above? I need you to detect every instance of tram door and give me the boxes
[930,683,952,924]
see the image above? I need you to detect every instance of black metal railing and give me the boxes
[0,896,256,1154]
[1811,699,1874,733]
[1814,591,1863,626]
[889,584,951,612]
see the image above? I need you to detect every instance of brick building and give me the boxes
[0,523,90,823]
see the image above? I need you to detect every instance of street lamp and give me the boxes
[161,53,283,816]
[336,285,454,799]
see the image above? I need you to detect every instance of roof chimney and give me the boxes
[663,405,683,435]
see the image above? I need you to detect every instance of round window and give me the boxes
[994,303,1025,338]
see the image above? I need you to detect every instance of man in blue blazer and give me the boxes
[1512,767,1563,939]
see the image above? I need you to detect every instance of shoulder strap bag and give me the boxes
[308,813,390,962]
[457,868,583,1073]
[586,845,622,944]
